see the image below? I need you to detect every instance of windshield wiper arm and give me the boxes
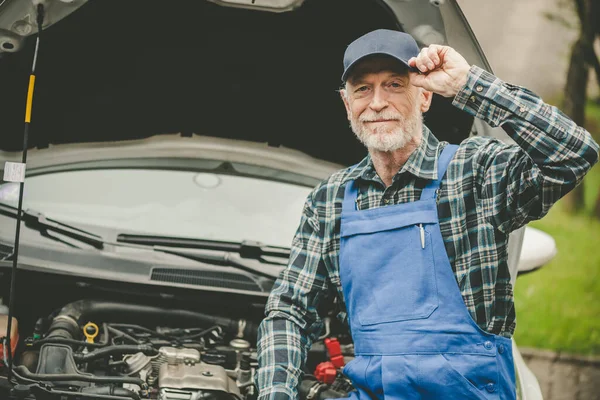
[117,235,288,280]
[0,203,105,250]
[152,246,283,280]
[117,234,291,261]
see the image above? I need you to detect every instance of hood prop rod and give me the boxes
[4,2,45,384]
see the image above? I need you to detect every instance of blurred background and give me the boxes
[458,0,600,398]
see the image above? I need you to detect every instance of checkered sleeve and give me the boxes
[453,65,599,233]
[255,190,329,400]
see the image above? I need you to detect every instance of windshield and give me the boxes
[0,169,313,248]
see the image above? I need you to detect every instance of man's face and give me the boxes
[341,57,432,152]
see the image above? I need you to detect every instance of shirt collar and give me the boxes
[343,125,441,184]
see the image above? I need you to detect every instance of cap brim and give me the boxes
[341,51,419,82]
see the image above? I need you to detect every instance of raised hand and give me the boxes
[408,44,471,98]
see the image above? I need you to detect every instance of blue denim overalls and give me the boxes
[337,145,516,399]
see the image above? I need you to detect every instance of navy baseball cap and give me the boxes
[342,29,420,82]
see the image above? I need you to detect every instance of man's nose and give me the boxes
[369,86,389,112]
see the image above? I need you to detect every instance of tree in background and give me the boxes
[561,0,600,215]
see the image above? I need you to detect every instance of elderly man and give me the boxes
[256,29,599,399]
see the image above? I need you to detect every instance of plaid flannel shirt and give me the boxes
[256,65,599,399]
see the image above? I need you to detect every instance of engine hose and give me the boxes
[81,386,140,400]
[48,299,257,339]
[177,325,221,340]
[32,386,142,400]
[31,337,105,348]
[33,323,110,348]
[14,365,145,386]
[107,324,174,340]
[72,344,157,362]
[107,326,141,344]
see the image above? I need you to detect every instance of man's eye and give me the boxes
[390,82,403,88]
[355,86,369,93]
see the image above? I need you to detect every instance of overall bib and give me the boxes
[337,145,516,400]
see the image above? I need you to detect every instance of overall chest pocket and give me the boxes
[340,223,439,326]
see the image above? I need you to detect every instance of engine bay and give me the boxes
[0,272,354,400]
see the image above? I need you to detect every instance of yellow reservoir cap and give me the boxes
[83,322,99,344]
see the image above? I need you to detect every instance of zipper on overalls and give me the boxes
[419,224,425,249]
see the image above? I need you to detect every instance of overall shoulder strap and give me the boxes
[342,179,359,212]
[341,161,364,212]
[420,144,459,201]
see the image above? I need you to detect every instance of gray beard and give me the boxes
[350,108,422,152]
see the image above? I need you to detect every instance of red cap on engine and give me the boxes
[324,337,344,368]
[314,361,337,384]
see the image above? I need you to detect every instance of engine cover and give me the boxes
[159,362,240,395]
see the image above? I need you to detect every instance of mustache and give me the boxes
[358,111,404,123]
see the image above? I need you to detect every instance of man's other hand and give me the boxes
[408,45,471,97]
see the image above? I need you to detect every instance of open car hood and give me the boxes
[0,0,530,340]
[0,0,491,167]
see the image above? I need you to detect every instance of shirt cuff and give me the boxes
[452,65,506,127]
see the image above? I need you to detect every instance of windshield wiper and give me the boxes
[117,234,289,280]
[152,246,284,280]
[0,206,285,279]
[116,234,291,261]
[0,203,105,250]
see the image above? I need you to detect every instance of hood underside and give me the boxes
[0,0,480,166]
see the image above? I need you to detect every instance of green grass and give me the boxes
[513,102,600,355]
[585,98,600,131]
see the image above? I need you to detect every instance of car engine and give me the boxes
[3,299,353,400]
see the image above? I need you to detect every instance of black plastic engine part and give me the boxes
[16,364,145,386]
[25,384,142,400]
[48,300,257,340]
[10,384,30,399]
[46,315,80,341]
[80,386,140,400]
[21,344,146,387]
[35,344,93,387]
[202,350,228,367]
[240,353,251,370]
[72,344,157,362]
[211,345,238,368]
[39,323,109,348]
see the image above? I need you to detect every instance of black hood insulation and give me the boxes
[0,0,472,166]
